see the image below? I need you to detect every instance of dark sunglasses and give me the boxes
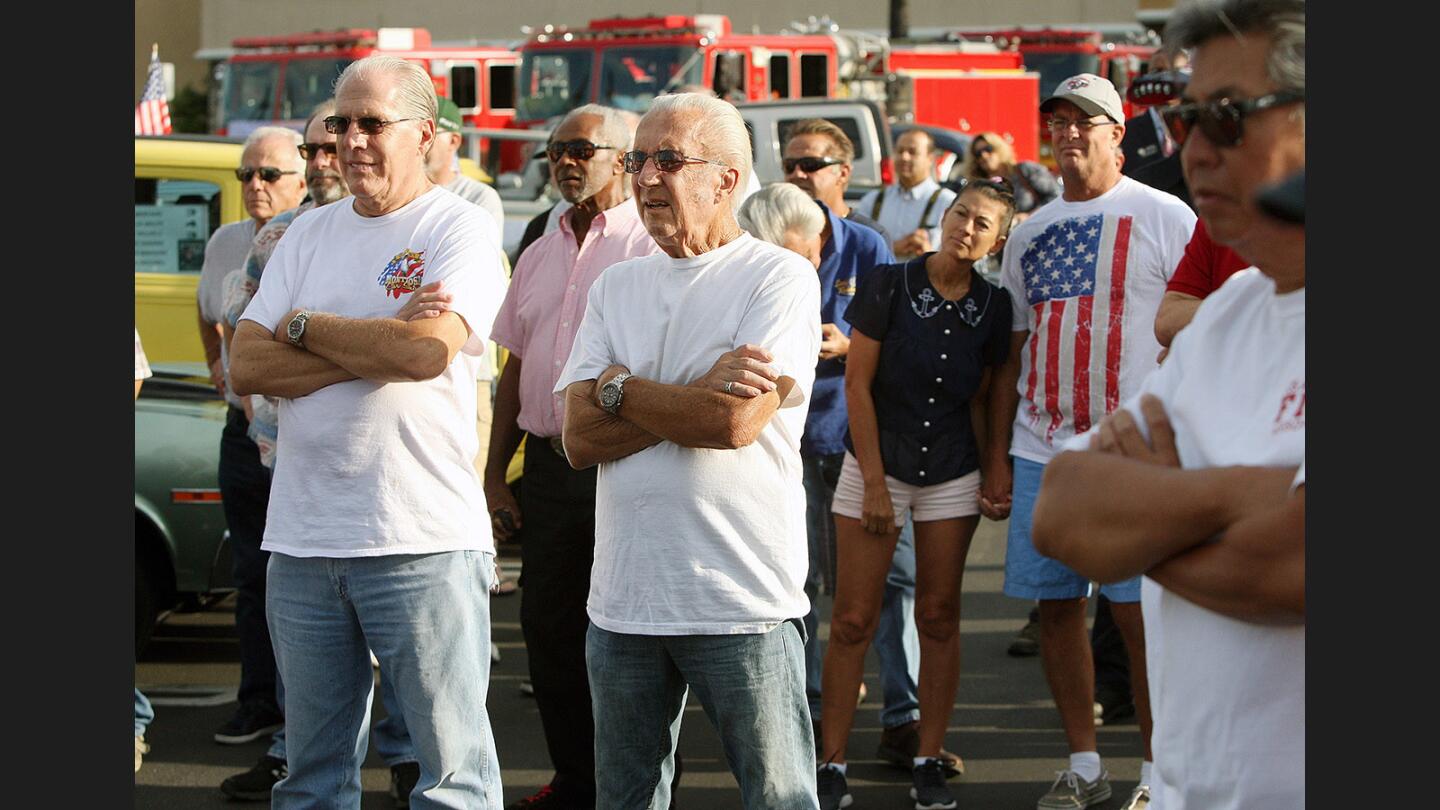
[623,149,728,174]
[545,140,617,162]
[1161,90,1303,148]
[783,155,844,174]
[971,143,994,158]
[234,166,300,183]
[298,142,337,160]
[322,115,420,136]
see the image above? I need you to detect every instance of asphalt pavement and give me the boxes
[134,517,1145,809]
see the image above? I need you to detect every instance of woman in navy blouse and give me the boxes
[816,180,1016,809]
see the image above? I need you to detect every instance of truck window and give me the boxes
[451,65,478,110]
[799,54,829,98]
[780,116,867,160]
[517,50,594,121]
[135,178,221,274]
[222,61,280,128]
[489,64,516,110]
[282,58,350,120]
[713,52,746,101]
[770,54,790,99]
[599,46,704,113]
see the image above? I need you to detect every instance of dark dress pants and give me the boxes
[219,406,280,713]
[519,433,599,804]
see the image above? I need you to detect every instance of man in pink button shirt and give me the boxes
[485,104,659,810]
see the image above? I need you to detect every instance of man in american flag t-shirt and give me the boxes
[984,73,1193,810]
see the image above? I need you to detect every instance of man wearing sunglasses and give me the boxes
[782,119,889,241]
[1033,3,1305,810]
[194,125,306,756]
[988,71,1196,810]
[229,55,508,809]
[485,103,659,810]
[556,93,821,809]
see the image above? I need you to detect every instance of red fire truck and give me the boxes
[948,27,1159,168]
[214,28,519,140]
[512,14,1041,159]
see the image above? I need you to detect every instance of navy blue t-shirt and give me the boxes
[801,201,895,456]
[842,255,1013,486]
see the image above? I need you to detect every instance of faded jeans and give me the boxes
[267,550,501,810]
[587,622,818,810]
[802,452,921,729]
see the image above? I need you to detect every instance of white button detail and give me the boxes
[562,322,570,328]
[923,421,930,427]
[944,329,951,335]
[945,303,952,309]
[940,353,948,360]
[921,446,928,452]
[935,377,942,383]
[554,360,561,366]
[928,397,935,404]
[569,284,577,291]
[919,470,926,477]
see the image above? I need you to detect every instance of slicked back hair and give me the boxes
[781,118,855,165]
[643,93,752,195]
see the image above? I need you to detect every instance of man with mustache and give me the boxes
[485,103,658,810]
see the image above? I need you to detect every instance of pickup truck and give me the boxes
[735,98,893,200]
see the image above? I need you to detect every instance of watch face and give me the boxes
[288,319,304,340]
[599,383,620,410]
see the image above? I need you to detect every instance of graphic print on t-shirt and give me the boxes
[1018,213,1133,441]
[377,249,427,298]
[1273,380,1305,433]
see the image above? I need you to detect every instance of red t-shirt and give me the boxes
[1166,219,1252,298]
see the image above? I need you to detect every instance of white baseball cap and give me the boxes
[1041,73,1126,123]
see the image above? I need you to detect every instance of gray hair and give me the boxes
[560,104,636,152]
[333,55,439,125]
[1166,0,1304,95]
[643,93,752,195]
[304,99,338,135]
[242,126,305,171]
[737,182,825,246]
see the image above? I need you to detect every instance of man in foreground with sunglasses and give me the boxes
[194,124,307,756]
[1033,2,1305,809]
[229,55,508,809]
[485,103,659,810]
[556,92,821,809]
[987,71,1196,810]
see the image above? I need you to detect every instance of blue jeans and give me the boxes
[135,689,153,737]
[267,551,501,810]
[587,622,818,810]
[802,453,920,729]
[266,671,415,766]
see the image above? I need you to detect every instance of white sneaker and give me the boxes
[1119,784,1150,810]
[135,735,149,773]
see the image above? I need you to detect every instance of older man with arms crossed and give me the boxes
[985,73,1195,810]
[483,103,657,810]
[229,55,508,809]
[198,125,306,748]
[555,93,820,810]
[1033,2,1305,808]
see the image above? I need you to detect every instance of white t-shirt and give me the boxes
[1001,175,1195,464]
[1065,268,1304,809]
[197,219,258,408]
[555,232,821,635]
[240,187,507,558]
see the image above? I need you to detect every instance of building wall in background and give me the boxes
[137,0,204,98]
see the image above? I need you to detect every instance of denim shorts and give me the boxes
[1003,456,1141,603]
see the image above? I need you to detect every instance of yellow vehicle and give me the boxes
[135,136,245,363]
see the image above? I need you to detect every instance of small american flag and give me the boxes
[1018,212,1133,442]
[135,44,171,136]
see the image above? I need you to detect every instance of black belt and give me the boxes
[534,434,566,457]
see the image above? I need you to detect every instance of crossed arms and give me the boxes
[561,345,797,470]
[1031,395,1304,624]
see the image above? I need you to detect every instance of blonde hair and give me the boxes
[959,132,1017,181]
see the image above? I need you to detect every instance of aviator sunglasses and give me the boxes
[623,149,728,173]
[783,155,845,174]
[234,166,300,183]
[322,115,422,136]
[1160,90,1303,148]
[545,140,618,162]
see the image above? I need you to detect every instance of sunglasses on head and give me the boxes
[1160,90,1303,148]
[622,149,728,174]
[545,140,617,162]
[322,115,421,136]
[298,142,337,160]
[783,155,844,174]
[235,166,300,183]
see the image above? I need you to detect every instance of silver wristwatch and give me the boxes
[286,310,312,347]
[599,372,633,415]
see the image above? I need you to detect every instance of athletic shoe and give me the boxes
[1119,784,1150,810]
[816,765,853,810]
[510,783,581,809]
[910,759,957,809]
[213,702,284,745]
[135,735,149,774]
[1037,769,1111,809]
[219,755,287,801]
[390,762,420,808]
[1094,698,1135,727]
[876,721,964,777]
[1008,607,1041,657]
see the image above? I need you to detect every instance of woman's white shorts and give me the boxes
[831,452,982,523]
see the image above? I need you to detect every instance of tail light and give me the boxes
[880,156,894,186]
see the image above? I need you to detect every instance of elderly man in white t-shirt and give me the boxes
[1033,2,1306,809]
[230,55,507,809]
[555,93,821,810]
